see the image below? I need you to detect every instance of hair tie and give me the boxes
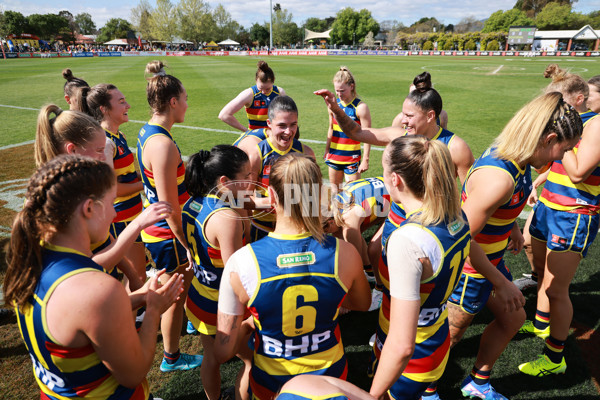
[154,68,166,77]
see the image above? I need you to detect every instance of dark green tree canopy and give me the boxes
[330,7,379,45]
[97,18,132,43]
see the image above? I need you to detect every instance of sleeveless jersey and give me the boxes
[105,129,143,223]
[374,212,471,384]
[335,176,390,230]
[461,147,532,276]
[233,128,268,147]
[183,194,242,335]
[540,111,600,215]
[277,391,348,400]
[252,137,306,232]
[16,243,151,400]
[326,97,363,165]
[379,127,456,287]
[136,123,189,243]
[246,85,281,130]
[245,233,348,400]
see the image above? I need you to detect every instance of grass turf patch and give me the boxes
[0,55,599,399]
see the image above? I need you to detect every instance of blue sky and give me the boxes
[1,0,598,30]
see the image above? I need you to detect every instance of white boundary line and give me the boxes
[0,104,385,152]
[491,65,504,74]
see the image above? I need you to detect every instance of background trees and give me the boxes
[97,18,132,43]
[330,7,379,45]
[1,0,598,49]
[74,13,96,34]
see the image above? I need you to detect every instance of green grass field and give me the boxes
[0,55,599,399]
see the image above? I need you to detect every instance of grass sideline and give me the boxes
[0,55,599,399]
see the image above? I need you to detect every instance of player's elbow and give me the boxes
[114,367,150,389]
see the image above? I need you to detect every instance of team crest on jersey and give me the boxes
[118,146,124,155]
[254,100,266,107]
[277,251,316,268]
[510,191,522,205]
[551,234,567,245]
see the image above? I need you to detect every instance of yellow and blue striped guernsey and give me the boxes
[183,194,244,335]
[245,232,348,400]
[16,243,151,400]
[371,211,471,397]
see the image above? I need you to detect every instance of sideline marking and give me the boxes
[0,140,34,151]
[491,65,504,74]
[0,104,384,152]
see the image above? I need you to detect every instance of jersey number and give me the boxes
[281,285,318,337]
[444,240,470,301]
[186,224,200,266]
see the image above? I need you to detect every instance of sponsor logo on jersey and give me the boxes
[277,251,316,268]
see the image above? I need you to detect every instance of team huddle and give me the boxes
[3,59,600,400]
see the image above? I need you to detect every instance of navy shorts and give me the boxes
[448,264,513,315]
[529,201,599,257]
[110,221,142,244]
[145,238,188,273]
[325,160,360,175]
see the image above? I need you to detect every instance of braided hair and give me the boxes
[4,155,115,308]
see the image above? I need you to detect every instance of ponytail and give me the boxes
[544,63,589,101]
[256,60,275,83]
[145,60,184,114]
[333,66,357,97]
[35,104,63,166]
[269,154,325,243]
[4,155,115,308]
[406,71,442,119]
[386,135,461,226]
[34,104,104,167]
[62,68,89,98]
[73,83,118,122]
[185,145,249,198]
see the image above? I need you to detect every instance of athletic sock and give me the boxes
[533,309,550,331]
[375,283,384,291]
[163,349,181,364]
[421,382,438,397]
[470,366,491,385]
[544,335,565,364]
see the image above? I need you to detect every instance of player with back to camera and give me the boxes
[369,135,471,400]
[137,60,203,372]
[324,66,372,188]
[219,60,287,132]
[518,64,598,377]
[182,145,253,400]
[34,104,169,294]
[215,154,372,400]
[3,154,184,400]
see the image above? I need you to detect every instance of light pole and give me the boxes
[269,0,273,51]
[353,32,356,49]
